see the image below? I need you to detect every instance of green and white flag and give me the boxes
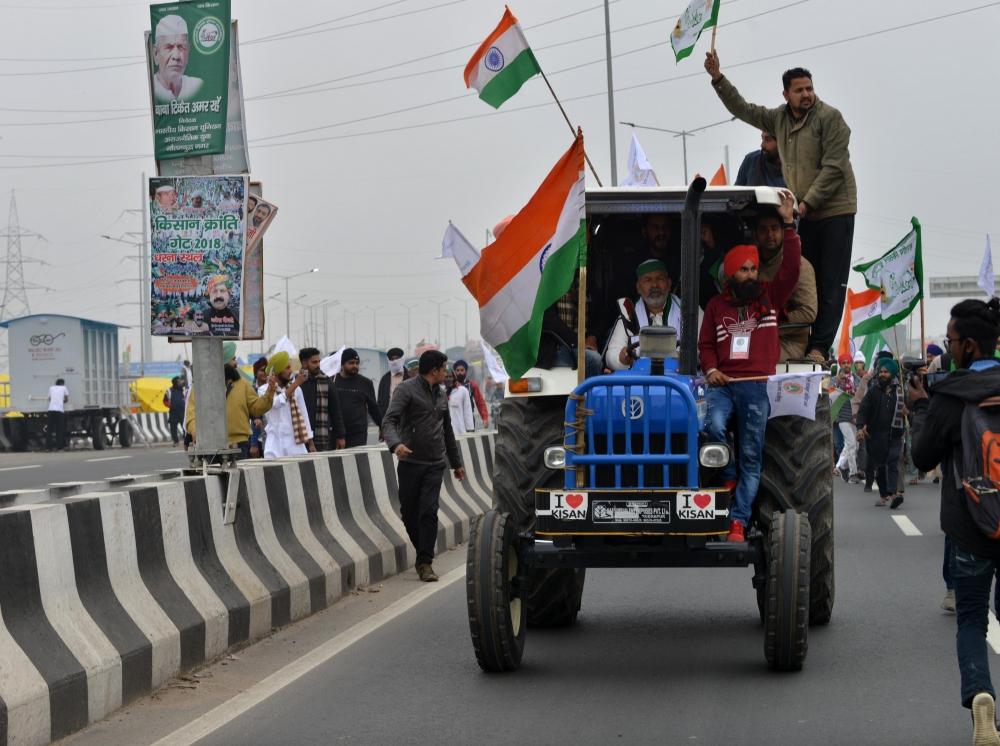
[852,217,924,329]
[670,0,721,62]
[148,1,231,161]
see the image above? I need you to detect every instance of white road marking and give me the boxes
[151,565,464,746]
[891,515,922,536]
[167,449,186,454]
[85,455,132,463]
[988,612,1000,655]
[0,464,42,473]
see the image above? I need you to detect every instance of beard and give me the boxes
[729,278,762,304]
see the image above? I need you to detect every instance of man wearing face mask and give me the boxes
[378,347,408,419]
[856,356,906,508]
[452,359,488,427]
[698,190,800,543]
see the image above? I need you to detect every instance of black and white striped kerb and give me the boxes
[0,431,495,746]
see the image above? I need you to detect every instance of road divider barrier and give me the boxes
[0,432,494,746]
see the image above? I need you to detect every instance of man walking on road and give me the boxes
[705,52,856,363]
[46,377,69,450]
[909,297,1000,746]
[164,376,187,446]
[298,347,345,451]
[377,347,407,418]
[334,348,382,448]
[856,357,906,508]
[382,350,465,582]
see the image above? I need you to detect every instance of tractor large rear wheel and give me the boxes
[493,396,586,627]
[756,394,834,625]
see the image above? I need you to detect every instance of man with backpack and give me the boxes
[910,297,1000,746]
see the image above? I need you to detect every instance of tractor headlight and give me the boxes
[699,443,730,468]
[544,446,566,469]
[639,325,677,360]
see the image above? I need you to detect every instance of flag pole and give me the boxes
[710,24,718,53]
[919,297,926,360]
[538,68,604,186]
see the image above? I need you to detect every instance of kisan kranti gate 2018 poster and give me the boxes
[149,175,248,338]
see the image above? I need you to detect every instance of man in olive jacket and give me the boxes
[705,52,856,362]
[382,350,465,582]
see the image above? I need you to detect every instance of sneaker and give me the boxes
[875,496,889,507]
[941,589,956,614]
[848,474,861,484]
[726,520,745,543]
[890,494,905,509]
[971,692,1000,746]
[416,564,439,582]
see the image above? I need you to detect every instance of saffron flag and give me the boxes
[848,287,885,338]
[709,163,727,186]
[766,371,828,421]
[461,135,586,379]
[464,7,541,109]
[852,217,923,328]
[670,0,721,62]
[621,132,659,187]
[979,234,996,299]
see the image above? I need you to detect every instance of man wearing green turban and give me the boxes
[857,355,906,507]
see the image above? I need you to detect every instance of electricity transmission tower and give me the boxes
[0,191,47,370]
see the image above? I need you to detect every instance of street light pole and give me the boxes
[264,267,319,339]
[401,302,419,355]
[620,117,735,183]
[430,299,448,347]
[363,305,378,349]
[603,0,618,185]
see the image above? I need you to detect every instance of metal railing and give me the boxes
[564,374,700,490]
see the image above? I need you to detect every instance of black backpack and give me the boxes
[958,395,1000,539]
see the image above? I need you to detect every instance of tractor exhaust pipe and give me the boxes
[679,176,706,376]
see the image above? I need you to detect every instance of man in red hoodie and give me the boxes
[698,190,800,542]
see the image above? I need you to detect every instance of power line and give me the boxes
[0,1,996,168]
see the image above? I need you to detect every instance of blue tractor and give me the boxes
[466,178,832,673]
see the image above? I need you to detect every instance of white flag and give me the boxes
[439,222,481,277]
[480,340,509,385]
[766,371,828,421]
[979,234,996,299]
[271,335,298,362]
[621,132,659,187]
[319,345,347,378]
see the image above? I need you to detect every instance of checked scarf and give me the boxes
[285,385,310,445]
[310,372,332,450]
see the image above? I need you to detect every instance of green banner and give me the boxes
[149,1,231,161]
[852,217,923,330]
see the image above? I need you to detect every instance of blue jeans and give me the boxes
[703,381,770,525]
[951,545,996,708]
[553,345,604,379]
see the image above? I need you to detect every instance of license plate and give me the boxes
[592,499,671,525]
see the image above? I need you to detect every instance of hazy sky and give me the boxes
[1,0,998,365]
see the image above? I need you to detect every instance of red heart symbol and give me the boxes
[693,493,712,509]
[565,493,584,509]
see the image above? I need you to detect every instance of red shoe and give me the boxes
[726,519,745,543]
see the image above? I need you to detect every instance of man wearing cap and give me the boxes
[699,189,800,542]
[258,352,315,459]
[378,347,407,419]
[204,274,239,336]
[453,359,488,426]
[754,209,817,361]
[186,345,275,458]
[606,258,683,371]
[382,350,466,582]
[154,184,177,211]
[334,348,382,448]
[857,356,906,508]
[298,347,345,451]
[151,14,204,103]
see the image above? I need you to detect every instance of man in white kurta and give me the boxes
[445,371,474,435]
[258,352,315,459]
[604,258,683,371]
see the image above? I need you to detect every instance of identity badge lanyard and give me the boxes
[731,306,751,360]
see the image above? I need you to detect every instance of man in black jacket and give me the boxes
[857,356,906,508]
[910,297,1000,745]
[298,347,346,451]
[382,350,465,582]
[377,347,407,418]
[334,348,382,448]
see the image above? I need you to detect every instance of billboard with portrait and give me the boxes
[148,0,231,161]
[149,175,248,338]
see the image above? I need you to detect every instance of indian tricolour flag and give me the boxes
[464,7,541,109]
[849,287,885,337]
[461,135,586,379]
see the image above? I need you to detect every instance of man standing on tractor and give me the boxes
[698,190,800,542]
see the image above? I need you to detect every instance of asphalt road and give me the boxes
[61,478,985,746]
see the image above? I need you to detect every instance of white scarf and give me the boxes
[632,293,682,345]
